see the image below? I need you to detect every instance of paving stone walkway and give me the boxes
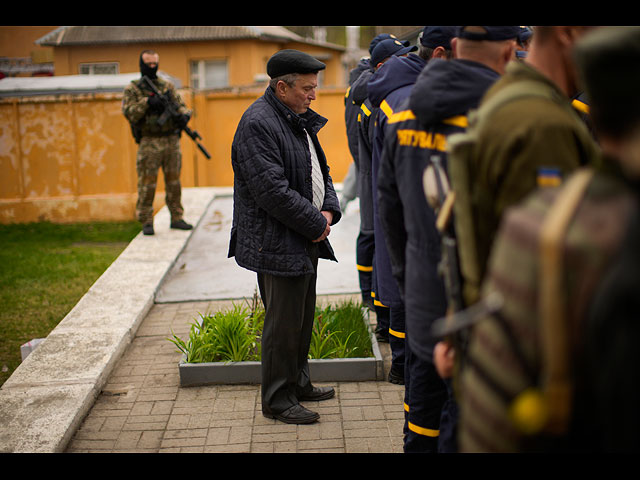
[65,295,405,453]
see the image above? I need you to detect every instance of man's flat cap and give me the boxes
[267,49,326,78]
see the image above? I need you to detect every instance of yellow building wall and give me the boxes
[0,26,57,59]
[0,87,351,224]
[51,40,345,88]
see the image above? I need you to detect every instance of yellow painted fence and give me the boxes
[0,87,351,224]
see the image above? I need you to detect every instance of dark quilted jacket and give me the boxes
[228,86,342,277]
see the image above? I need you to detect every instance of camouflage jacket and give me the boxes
[122,76,189,138]
[457,163,637,452]
[464,60,601,287]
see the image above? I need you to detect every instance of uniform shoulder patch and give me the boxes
[537,167,563,188]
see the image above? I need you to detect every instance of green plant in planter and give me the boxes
[169,298,372,363]
[312,300,373,359]
[169,302,263,363]
[308,313,340,359]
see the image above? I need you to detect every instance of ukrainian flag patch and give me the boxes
[537,167,562,187]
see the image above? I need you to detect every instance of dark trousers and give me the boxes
[356,230,375,309]
[403,340,448,453]
[257,245,319,415]
[438,379,459,453]
[389,305,406,377]
[371,258,389,334]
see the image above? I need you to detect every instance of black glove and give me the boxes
[176,113,190,128]
[147,94,164,113]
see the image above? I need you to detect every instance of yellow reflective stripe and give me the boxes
[380,99,394,119]
[389,111,466,128]
[405,403,440,437]
[572,98,589,114]
[356,264,373,272]
[345,86,351,99]
[388,109,416,124]
[442,115,468,128]
[371,292,388,308]
[408,422,440,438]
[389,328,405,339]
[361,103,372,117]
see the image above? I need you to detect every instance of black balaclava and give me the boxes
[139,53,158,79]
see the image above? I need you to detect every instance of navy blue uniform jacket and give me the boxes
[367,53,426,309]
[378,58,501,360]
[345,58,373,170]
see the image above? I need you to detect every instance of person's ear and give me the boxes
[432,45,448,59]
[276,79,288,97]
[450,38,459,59]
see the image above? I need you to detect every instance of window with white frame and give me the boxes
[190,59,228,90]
[78,62,119,75]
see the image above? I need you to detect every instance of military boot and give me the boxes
[170,219,193,230]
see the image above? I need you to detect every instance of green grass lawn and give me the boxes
[0,221,141,387]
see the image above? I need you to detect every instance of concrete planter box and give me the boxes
[178,310,384,387]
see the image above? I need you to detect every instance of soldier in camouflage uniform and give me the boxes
[122,50,193,235]
[457,26,640,452]
[448,27,601,307]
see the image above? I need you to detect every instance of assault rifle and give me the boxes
[425,155,503,342]
[141,75,211,160]
[425,155,465,314]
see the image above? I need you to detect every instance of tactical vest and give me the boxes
[130,78,182,142]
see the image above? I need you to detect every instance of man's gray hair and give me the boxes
[269,72,300,90]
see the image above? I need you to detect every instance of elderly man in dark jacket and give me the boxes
[228,49,342,425]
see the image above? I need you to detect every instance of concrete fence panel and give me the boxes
[0,87,350,224]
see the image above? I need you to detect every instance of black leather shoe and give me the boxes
[170,219,193,230]
[298,386,335,402]
[263,404,319,424]
[375,328,389,343]
[388,369,404,385]
[142,223,154,235]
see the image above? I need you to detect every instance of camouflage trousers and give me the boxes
[136,134,184,225]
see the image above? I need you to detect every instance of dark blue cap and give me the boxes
[369,33,410,54]
[370,38,417,67]
[456,26,521,41]
[419,26,458,49]
[518,26,533,45]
